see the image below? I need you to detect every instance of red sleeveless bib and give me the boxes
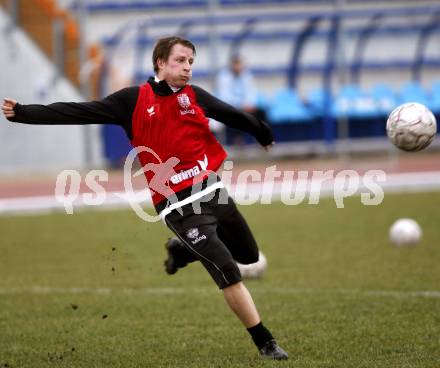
[131,83,227,205]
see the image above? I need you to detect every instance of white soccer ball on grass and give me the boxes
[389,218,422,246]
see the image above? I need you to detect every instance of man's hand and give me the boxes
[264,142,275,152]
[2,98,17,120]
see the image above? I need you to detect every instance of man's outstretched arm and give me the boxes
[2,87,139,138]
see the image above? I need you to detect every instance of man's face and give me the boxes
[157,44,194,88]
[231,58,243,75]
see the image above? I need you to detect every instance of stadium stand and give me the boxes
[1,0,440,168]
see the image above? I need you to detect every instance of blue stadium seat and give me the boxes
[267,88,313,124]
[306,87,330,117]
[370,83,398,116]
[398,81,431,106]
[255,91,269,111]
[332,84,378,119]
[428,80,440,114]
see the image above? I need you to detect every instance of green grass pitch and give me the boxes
[0,191,439,367]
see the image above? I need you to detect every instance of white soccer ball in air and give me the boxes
[237,251,267,279]
[386,102,437,152]
[389,218,422,246]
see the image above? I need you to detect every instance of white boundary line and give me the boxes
[0,286,439,299]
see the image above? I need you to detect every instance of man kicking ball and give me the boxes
[2,36,288,360]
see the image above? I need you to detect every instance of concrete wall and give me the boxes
[0,8,103,176]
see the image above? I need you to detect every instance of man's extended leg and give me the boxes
[164,205,288,360]
[222,281,260,327]
[169,227,288,360]
[223,281,288,360]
